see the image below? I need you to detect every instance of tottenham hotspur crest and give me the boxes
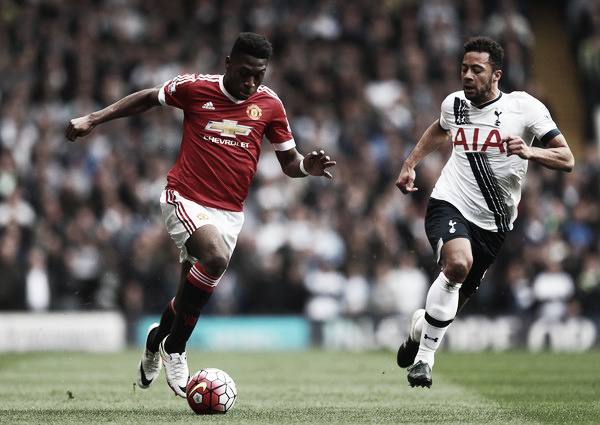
[449,220,456,234]
[494,108,502,126]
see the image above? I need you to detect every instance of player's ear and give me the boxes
[225,56,232,70]
[493,69,502,83]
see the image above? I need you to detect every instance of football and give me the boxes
[186,368,237,415]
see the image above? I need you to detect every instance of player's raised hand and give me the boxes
[65,115,95,142]
[303,149,336,179]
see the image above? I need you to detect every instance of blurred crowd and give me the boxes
[1,0,600,329]
[569,0,600,141]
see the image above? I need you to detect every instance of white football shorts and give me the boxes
[160,189,244,264]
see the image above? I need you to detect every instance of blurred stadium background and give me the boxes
[0,0,599,353]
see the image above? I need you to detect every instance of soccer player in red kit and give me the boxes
[66,32,336,398]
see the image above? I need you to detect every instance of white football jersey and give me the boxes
[431,91,561,232]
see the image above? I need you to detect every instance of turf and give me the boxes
[0,349,598,424]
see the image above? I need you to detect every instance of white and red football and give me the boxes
[186,368,237,415]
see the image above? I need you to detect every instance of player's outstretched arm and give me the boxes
[66,87,161,142]
[276,148,336,179]
[396,120,450,194]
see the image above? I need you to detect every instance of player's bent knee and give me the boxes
[202,255,228,277]
[443,259,471,282]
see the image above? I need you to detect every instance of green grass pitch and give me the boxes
[0,349,598,424]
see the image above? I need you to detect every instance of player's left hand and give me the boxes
[303,149,336,179]
[503,135,531,160]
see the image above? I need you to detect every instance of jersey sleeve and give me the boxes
[158,74,197,109]
[518,92,560,146]
[265,96,296,151]
[438,92,457,131]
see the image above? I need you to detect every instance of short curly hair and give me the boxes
[230,32,273,60]
[463,36,504,71]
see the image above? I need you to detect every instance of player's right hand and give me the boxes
[395,166,418,194]
[65,116,95,141]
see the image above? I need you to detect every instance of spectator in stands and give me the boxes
[532,253,576,321]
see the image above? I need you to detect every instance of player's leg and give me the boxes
[400,199,472,387]
[137,275,184,389]
[146,257,214,350]
[406,206,506,388]
[419,237,471,360]
[397,285,471,368]
[398,198,466,369]
[147,190,243,397]
[408,238,471,388]
[164,228,228,354]
[457,290,470,313]
[147,296,179,353]
[160,224,229,397]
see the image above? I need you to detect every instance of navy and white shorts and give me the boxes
[424,198,506,297]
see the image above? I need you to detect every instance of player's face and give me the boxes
[461,51,501,106]
[224,54,268,101]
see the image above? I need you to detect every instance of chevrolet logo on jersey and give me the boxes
[205,120,252,137]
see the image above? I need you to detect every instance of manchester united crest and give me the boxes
[246,104,262,120]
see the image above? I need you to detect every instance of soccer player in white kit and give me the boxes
[66,33,336,398]
[395,36,574,388]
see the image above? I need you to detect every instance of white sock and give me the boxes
[415,321,447,367]
[426,271,462,321]
[414,272,462,367]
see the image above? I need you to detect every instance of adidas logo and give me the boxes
[202,101,215,110]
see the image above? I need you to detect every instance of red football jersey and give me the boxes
[158,74,295,211]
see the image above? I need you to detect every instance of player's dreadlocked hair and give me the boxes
[463,36,504,72]
[231,32,272,60]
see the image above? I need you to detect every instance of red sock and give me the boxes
[148,297,176,352]
[187,263,222,292]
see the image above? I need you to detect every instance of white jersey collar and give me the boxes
[219,75,247,104]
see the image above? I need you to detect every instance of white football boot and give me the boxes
[159,336,190,398]
[136,323,162,389]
